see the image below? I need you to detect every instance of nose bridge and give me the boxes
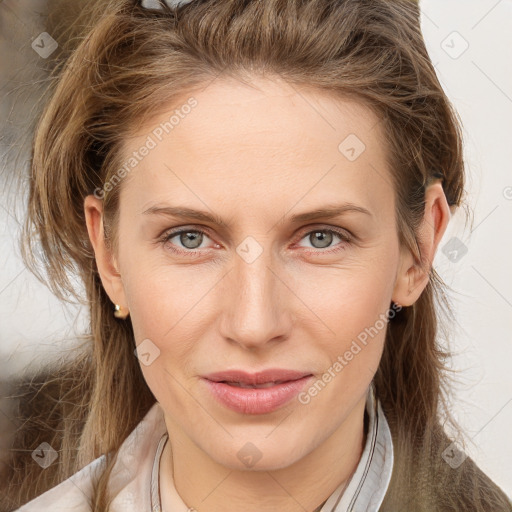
[220,237,291,348]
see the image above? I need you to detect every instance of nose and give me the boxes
[219,242,293,350]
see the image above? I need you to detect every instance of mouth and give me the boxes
[203,368,312,386]
[218,380,294,389]
[201,369,314,414]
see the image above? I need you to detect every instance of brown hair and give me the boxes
[2,0,511,510]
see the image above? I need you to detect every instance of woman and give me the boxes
[2,0,511,510]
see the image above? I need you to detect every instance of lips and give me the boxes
[225,381,288,389]
[202,369,314,414]
[203,368,312,386]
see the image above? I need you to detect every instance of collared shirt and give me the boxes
[16,385,394,512]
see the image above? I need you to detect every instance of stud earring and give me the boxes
[114,304,130,319]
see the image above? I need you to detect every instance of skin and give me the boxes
[84,75,450,512]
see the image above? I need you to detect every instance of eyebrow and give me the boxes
[142,202,372,227]
[143,205,230,228]
[287,203,372,223]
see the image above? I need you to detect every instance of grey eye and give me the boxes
[178,231,204,249]
[309,231,334,249]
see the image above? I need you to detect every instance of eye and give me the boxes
[159,228,217,255]
[295,227,351,254]
[158,226,352,257]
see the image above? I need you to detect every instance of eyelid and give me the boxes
[158,225,217,250]
[159,223,353,256]
[159,225,215,240]
[292,225,352,254]
[295,224,353,241]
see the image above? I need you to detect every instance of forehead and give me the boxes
[118,76,394,220]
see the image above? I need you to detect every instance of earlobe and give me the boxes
[392,181,451,307]
[84,195,128,312]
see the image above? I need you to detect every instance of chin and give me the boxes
[221,453,301,472]
[205,437,309,472]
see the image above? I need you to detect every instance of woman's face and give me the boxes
[98,76,411,470]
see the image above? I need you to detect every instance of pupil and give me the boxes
[311,231,332,249]
[177,231,333,250]
[181,231,202,249]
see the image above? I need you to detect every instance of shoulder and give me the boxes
[13,455,106,512]
[13,401,167,511]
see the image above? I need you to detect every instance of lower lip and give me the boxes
[202,376,313,414]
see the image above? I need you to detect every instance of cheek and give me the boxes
[121,227,399,357]
[294,265,395,417]
[124,268,201,403]
[294,251,398,392]
[121,260,220,388]
[298,257,397,341]
[120,246,208,340]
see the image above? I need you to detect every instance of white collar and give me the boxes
[16,384,393,511]
[319,384,394,511]
[149,383,393,512]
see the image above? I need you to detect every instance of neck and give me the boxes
[160,394,368,512]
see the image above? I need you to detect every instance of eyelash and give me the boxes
[158,226,352,257]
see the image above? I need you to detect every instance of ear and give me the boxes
[84,195,128,312]
[392,181,451,307]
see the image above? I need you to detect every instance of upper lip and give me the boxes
[203,369,312,385]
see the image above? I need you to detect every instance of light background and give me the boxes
[1,0,511,498]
